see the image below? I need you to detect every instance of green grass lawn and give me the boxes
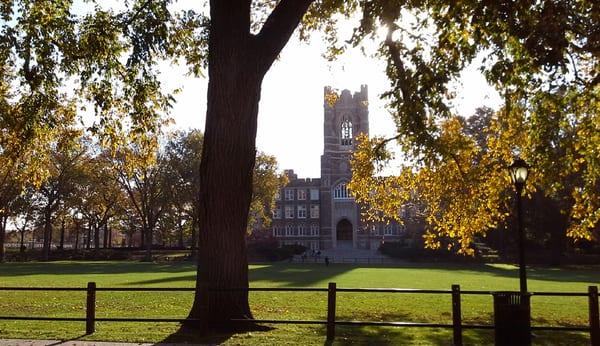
[0,261,598,345]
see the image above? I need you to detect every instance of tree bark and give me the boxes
[176,218,182,248]
[190,213,198,259]
[187,0,313,330]
[20,229,25,253]
[0,214,6,262]
[140,224,146,248]
[143,223,153,261]
[103,222,109,248]
[86,222,91,249]
[42,207,53,261]
[187,2,260,327]
[107,226,112,248]
[94,222,100,250]
[75,227,79,250]
[59,218,65,250]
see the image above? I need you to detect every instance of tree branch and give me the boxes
[121,0,154,27]
[255,0,314,71]
[384,26,411,102]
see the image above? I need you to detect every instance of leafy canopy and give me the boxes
[347,0,599,253]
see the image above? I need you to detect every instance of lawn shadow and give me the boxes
[250,261,600,288]
[126,274,197,285]
[314,311,494,345]
[315,311,590,345]
[249,263,360,287]
[351,261,600,285]
[0,261,195,277]
[158,321,274,345]
[2,260,599,287]
[124,261,600,288]
[158,323,234,345]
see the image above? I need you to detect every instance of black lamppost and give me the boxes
[508,157,530,293]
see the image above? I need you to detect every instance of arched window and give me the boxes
[285,224,295,236]
[310,224,320,236]
[341,119,353,146]
[333,182,351,199]
[297,224,305,236]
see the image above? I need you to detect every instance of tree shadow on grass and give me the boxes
[126,274,197,285]
[416,262,600,285]
[2,260,599,287]
[249,262,600,288]
[313,311,494,345]
[125,262,354,286]
[248,263,360,287]
[0,261,195,277]
[367,261,600,285]
[124,261,600,288]
[317,311,591,346]
[158,321,274,345]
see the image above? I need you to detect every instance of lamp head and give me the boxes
[508,157,530,189]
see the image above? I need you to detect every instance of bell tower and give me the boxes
[319,85,369,249]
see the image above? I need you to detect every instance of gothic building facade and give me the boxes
[271,85,407,250]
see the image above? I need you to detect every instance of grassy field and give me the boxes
[0,261,599,345]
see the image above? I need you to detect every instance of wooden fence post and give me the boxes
[327,282,337,341]
[86,282,96,334]
[589,286,599,346]
[452,284,462,346]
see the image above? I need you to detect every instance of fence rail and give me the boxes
[0,283,598,345]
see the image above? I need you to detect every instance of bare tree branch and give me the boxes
[255,0,314,71]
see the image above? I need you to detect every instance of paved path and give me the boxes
[0,340,206,346]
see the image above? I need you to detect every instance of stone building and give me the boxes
[271,85,408,250]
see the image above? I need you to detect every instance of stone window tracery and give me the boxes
[341,118,352,146]
[333,182,351,199]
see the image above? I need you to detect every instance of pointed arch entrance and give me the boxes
[336,219,353,248]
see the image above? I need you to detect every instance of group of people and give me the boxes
[300,249,321,262]
[298,249,329,265]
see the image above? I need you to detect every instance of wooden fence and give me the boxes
[0,283,598,346]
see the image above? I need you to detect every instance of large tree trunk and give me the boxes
[187,0,313,331]
[188,6,261,328]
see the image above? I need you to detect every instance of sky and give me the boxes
[163,32,503,178]
[74,1,503,178]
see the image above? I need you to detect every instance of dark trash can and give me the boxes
[492,292,531,346]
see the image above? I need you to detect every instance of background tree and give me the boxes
[164,129,203,255]
[11,189,37,252]
[76,151,125,249]
[36,131,88,260]
[248,153,288,233]
[349,1,598,255]
[113,135,169,261]
[3,0,597,332]
[351,93,598,255]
